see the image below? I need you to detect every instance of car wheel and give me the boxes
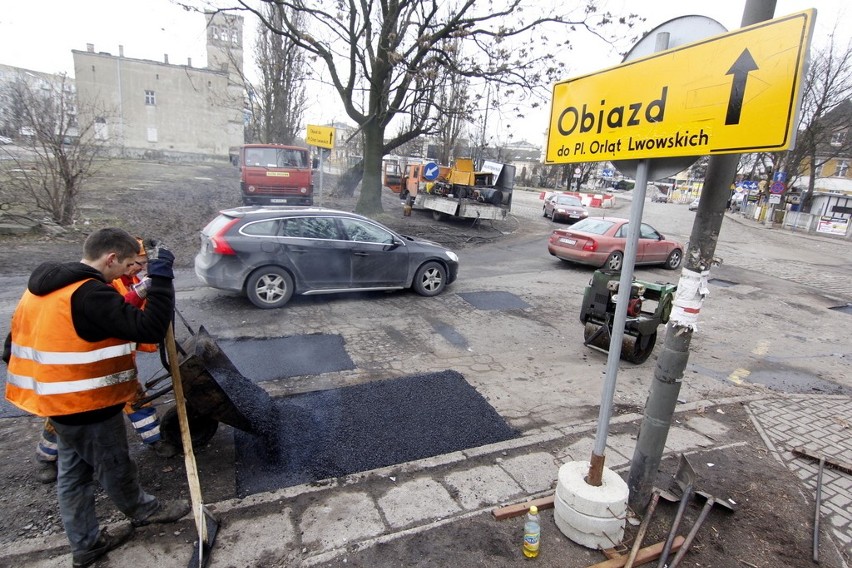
[551,212,559,223]
[413,261,447,296]
[432,210,445,221]
[542,206,548,218]
[665,249,683,270]
[604,251,623,271]
[246,266,294,309]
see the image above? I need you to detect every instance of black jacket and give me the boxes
[3,262,175,424]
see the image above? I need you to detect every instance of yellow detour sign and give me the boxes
[306,124,336,149]
[545,10,815,164]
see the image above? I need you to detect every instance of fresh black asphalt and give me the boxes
[232,370,519,497]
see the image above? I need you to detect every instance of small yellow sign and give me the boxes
[545,10,815,164]
[266,172,290,177]
[306,124,336,149]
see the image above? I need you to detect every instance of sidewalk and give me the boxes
[5,393,850,567]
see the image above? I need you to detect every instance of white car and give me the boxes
[0,136,13,145]
[688,198,700,211]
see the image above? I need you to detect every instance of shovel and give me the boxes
[657,454,696,568]
[165,323,220,568]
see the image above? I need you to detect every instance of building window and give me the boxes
[145,90,156,105]
[814,163,823,177]
[830,130,846,146]
[94,117,108,140]
[834,160,849,177]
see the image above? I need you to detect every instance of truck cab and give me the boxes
[240,144,313,206]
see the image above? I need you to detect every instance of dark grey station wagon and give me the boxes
[195,207,460,309]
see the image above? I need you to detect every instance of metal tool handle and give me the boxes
[625,489,661,568]
[669,497,715,568]
[658,483,693,568]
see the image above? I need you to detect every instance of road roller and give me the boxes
[579,270,677,364]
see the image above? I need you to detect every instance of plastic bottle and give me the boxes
[522,505,540,558]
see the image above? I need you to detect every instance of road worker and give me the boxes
[3,228,189,567]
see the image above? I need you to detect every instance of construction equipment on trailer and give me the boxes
[384,157,515,221]
[579,269,677,364]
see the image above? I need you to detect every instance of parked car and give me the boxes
[0,135,12,145]
[689,198,700,211]
[652,192,669,203]
[543,193,589,224]
[195,206,460,309]
[547,217,684,271]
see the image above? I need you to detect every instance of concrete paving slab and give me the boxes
[443,464,524,510]
[663,425,715,452]
[210,510,298,566]
[377,478,462,529]
[554,435,631,467]
[683,414,730,439]
[497,451,559,494]
[300,491,384,551]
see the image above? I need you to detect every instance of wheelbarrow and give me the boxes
[134,325,279,450]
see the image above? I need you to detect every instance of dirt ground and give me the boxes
[0,159,511,276]
[0,159,847,567]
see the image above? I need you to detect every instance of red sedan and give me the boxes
[543,193,589,224]
[547,217,684,271]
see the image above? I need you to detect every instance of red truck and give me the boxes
[239,144,315,206]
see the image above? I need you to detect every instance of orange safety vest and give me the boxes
[111,277,158,353]
[5,280,138,417]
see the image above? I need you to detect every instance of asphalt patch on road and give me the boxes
[829,303,852,315]
[232,370,519,497]
[457,291,531,310]
[135,334,355,385]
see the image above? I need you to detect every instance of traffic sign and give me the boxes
[545,10,815,164]
[423,162,440,181]
[769,181,786,194]
[306,124,336,149]
[742,180,758,191]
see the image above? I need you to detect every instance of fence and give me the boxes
[735,203,852,240]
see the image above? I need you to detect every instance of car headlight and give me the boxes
[445,250,459,262]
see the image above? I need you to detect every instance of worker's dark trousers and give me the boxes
[51,412,159,554]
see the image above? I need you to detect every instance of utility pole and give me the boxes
[626,0,778,512]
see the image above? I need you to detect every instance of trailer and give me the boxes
[392,158,515,221]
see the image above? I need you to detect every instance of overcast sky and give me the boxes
[1,0,848,144]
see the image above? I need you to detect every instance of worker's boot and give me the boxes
[132,499,191,527]
[36,460,58,484]
[72,523,134,567]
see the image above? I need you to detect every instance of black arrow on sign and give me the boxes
[725,49,758,125]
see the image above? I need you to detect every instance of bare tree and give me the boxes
[249,3,308,144]
[0,74,109,226]
[217,0,637,214]
[752,34,852,210]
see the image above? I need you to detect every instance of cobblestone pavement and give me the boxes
[748,395,852,558]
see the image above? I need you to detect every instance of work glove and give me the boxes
[143,239,175,279]
[143,238,167,260]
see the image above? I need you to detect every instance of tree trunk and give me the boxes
[356,123,384,214]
